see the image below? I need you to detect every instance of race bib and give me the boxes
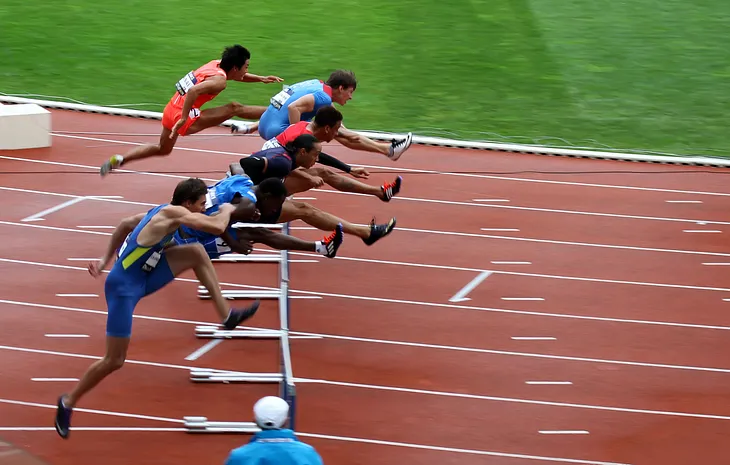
[175,71,198,95]
[270,87,293,109]
[142,251,161,272]
[204,191,218,209]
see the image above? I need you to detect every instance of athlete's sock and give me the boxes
[314,241,328,256]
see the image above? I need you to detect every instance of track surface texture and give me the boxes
[1,110,729,465]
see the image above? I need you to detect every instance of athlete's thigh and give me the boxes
[283,174,315,195]
[104,269,145,338]
[187,104,235,134]
[143,254,177,296]
[163,243,210,275]
[104,287,143,338]
[278,199,306,223]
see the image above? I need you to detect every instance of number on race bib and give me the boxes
[204,192,214,209]
[270,87,293,109]
[175,71,198,96]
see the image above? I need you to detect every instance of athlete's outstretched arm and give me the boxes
[241,73,283,83]
[89,212,146,277]
[236,228,316,252]
[287,94,316,124]
[175,204,236,236]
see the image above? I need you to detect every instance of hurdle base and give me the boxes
[195,325,283,339]
[197,287,281,300]
[191,369,283,384]
[184,416,261,434]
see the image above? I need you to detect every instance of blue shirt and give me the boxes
[175,175,257,244]
[261,79,333,127]
[224,429,323,465]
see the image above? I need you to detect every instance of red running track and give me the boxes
[1,110,730,465]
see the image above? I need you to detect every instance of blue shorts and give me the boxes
[258,108,290,141]
[104,256,175,338]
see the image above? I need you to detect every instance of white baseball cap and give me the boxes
[253,396,289,429]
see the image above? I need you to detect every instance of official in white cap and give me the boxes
[223,396,324,465]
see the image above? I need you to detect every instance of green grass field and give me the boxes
[2,0,730,157]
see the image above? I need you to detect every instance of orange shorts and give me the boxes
[162,103,201,136]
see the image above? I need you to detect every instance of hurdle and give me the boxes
[184,222,297,433]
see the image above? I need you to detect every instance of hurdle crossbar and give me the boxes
[185,222,297,433]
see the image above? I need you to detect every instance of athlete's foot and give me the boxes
[362,217,397,246]
[316,223,344,258]
[230,122,253,135]
[380,176,403,202]
[222,300,261,330]
[388,132,413,161]
[100,155,123,177]
[54,394,73,439]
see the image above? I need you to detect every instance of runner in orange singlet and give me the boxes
[100,45,282,177]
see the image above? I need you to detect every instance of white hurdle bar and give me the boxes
[185,223,297,432]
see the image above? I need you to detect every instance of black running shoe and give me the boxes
[381,176,403,202]
[223,300,261,330]
[321,223,344,258]
[362,217,397,246]
[54,395,72,439]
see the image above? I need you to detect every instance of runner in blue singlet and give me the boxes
[54,178,261,440]
[173,175,344,260]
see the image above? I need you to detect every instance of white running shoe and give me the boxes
[388,132,413,161]
[230,122,253,134]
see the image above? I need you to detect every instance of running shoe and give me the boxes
[388,132,413,161]
[222,300,261,330]
[54,395,73,439]
[318,223,344,258]
[381,176,403,202]
[100,154,123,177]
[230,122,253,134]
[362,217,397,246]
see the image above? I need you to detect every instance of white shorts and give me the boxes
[262,138,282,150]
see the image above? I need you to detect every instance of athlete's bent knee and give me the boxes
[104,355,126,371]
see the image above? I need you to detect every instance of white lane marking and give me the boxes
[472,199,510,202]
[3,155,730,227]
[7,187,730,259]
[21,197,88,222]
[5,299,730,374]
[184,340,222,361]
[4,344,730,425]
[0,427,183,432]
[449,271,492,302]
[31,378,79,382]
[683,230,722,233]
[0,398,183,423]
[702,263,730,266]
[526,381,573,385]
[539,430,590,435]
[44,334,89,338]
[4,258,730,332]
[502,297,545,301]
[45,134,730,200]
[481,228,521,232]
[512,337,557,341]
[55,294,98,298]
[666,200,702,204]
[491,261,532,265]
